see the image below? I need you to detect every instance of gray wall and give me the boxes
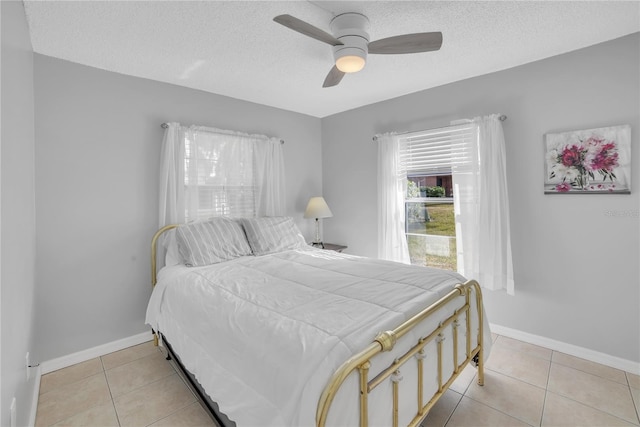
[1,1,39,425]
[322,33,640,363]
[33,55,322,362]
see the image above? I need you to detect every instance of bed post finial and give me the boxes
[375,330,397,352]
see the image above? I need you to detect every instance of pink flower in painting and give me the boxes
[560,145,584,167]
[585,139,618,172]
[555,182,571,192]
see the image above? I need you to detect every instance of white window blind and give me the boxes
[400,123,478,175]
[399,123,478,272]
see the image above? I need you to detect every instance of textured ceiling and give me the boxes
[23,1,640,118]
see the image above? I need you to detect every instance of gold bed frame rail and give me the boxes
[316,280,484,427]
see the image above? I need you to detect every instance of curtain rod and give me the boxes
[372,114,507,142]
[161,122,284,144]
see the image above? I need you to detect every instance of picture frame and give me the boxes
[544,124,631,194]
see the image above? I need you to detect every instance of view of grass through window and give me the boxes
[406,178,457,271]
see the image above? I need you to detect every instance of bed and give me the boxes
[145,217,490,427]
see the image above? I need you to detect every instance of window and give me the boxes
[158,122,284,226]
[184,132,259,220]
[377,115,513,291]
[400,124,476,271]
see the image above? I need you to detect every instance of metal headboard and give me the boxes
[150,224,179,287]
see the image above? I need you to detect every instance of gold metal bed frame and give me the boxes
[150,224,485,427]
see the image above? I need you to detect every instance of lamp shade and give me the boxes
[304,197,333,219]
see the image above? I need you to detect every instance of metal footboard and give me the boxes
[316,280,485,427]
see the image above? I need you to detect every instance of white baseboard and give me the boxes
[39,331,153,375]
[490,323,640,375]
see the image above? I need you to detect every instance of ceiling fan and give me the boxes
[273,13,443,88]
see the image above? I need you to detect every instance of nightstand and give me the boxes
[317,243,347,252]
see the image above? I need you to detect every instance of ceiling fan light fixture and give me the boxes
[331,13,369,74]
[334,45,367,73]
[273,11,443,88]
[336,54,366,73]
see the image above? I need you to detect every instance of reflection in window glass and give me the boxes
[405,176,456,271]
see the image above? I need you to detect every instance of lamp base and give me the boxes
[313,218,324,249]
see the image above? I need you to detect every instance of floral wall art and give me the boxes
[544,125,631,194]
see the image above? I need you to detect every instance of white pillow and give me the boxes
[240,216,307,256]
[162,229,182,267]
[175,218,252,267]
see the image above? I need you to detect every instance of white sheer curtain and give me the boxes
[452,114,514,294]
[377,133,411,264]
[159,123,185,226]
[159,123,285,227]
[256,137,286,217]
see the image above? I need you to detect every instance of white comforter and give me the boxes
[146,248,488,427]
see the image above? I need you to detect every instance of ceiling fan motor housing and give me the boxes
[330,13,370,72]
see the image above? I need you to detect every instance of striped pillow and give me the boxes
[240,217,307,256]
[176,218,252,267]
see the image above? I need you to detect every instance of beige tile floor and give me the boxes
[35,334,640,427]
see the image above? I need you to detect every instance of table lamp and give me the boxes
[304,196,333,248]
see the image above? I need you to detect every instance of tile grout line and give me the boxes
[139,353,200,427]
[454,352,539,426]
[111,371,192,423]
[38,369,112,427]
[38,359,104,398]
[441,392,463,427]
[100,355,123,427]
[627,372,640,426]
[545,375,640,425]
[102,343,159,372]
[106,356,184,427]
[538,350,555,427]
[549,358,640,424]
[460,395,534,427]
[143,401,200,427]
[627,372,640,425]
[545,389,640,427]
[461,393,538,427]
[550,355,630,385]
[483,364,547,390]
[103,356,177,402]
